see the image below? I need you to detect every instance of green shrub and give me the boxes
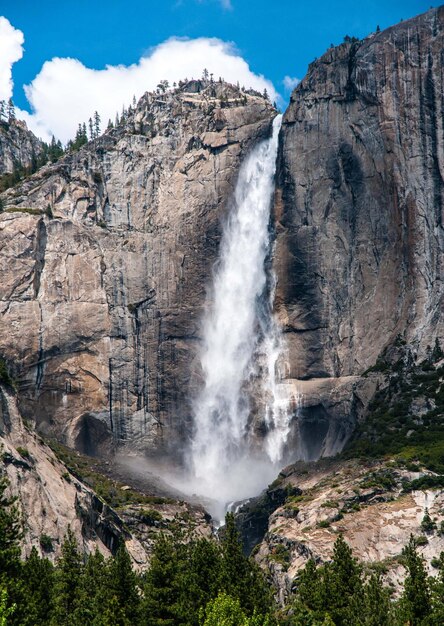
[415,535,429,546]
[16,447,31,460]
[318,520,331,528]
[321,500,339,508]
[5,206,42,215]
[269,544,291,569]
[420,508,436,533]
[40,534,53,552]
[140,509,162,525]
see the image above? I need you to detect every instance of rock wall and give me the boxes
[2,9,443,466]
[275,7,444,455]
[0,383,146,563]
[0,119,43,176]
[0,83,274,455]
[251,459,444,604]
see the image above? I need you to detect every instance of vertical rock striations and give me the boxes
[0,82,275,456]
[275,7,444,455]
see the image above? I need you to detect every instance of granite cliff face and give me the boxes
[275,7,444,457]
[0,9,443,471]
[0,381,211,565]
[0,381,143,563]
[0,7,443,595]
[248,458,444,604]
[0,119,43,176]
[0,82,274,456]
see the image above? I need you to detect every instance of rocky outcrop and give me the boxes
[0,382,145,562]
[0,83,275,455]
[249,459,444,604]
[275,7,444,455]
[0,381,212,564]
[0,119,44,176]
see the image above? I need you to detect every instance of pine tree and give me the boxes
[432,338,443,362]
[174,538,223,624]
[0,101,5,122]
[292,558,321,612]
[399,535,431,625]
[360,572,392,626]
[71,548,107,625]
[88,117,94,140]
[0,476,25,626]
[428,552,444,623]
[290,535,365,625]
[325,534,364,624]
[48,136,64,162]
[50,528,84,626]
[106,543,140,625]
[0,587,15,626]
[93,111,101,138]
[157,80,169,93]
[7,99,15,122]
[0,477,22,578]
[20,547,54,626]
[220,513,272,617]
[421,508,437,533]
[141,534,179,626]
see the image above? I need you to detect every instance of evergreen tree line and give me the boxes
[0,473,273,625]
[2,466,444,625]
[0,138,64,196]
[0,97,134,197]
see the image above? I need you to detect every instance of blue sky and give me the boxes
[0,0,434,141]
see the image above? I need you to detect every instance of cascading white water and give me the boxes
[184,115,297,519]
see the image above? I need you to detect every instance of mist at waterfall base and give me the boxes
[118,115,299,522]
[175,114,297,522]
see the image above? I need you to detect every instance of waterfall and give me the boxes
[188,115,295,519]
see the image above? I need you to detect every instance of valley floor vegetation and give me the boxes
[1,471,444,625]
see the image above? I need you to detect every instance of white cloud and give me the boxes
[0,17,24,101]
[283,75,300,91]
[21,37,276,144]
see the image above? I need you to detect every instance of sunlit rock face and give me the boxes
[1,7,443,474]
[0,82,275,456]
[274,7,444,455]
[0,118,44,176]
